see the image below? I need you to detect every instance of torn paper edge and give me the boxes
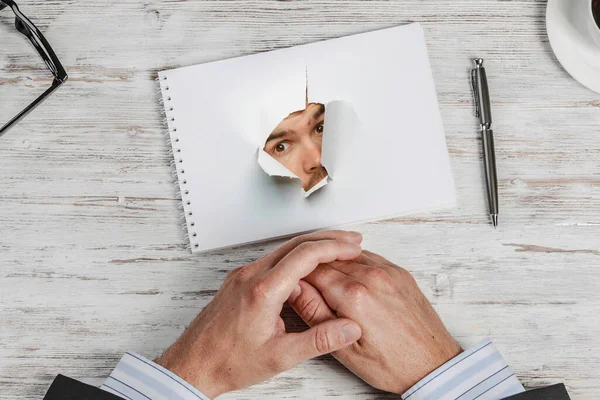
[257,64,331,196]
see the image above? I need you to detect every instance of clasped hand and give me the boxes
[156,231,460,398]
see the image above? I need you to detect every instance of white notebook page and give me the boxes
[158,23,455,252]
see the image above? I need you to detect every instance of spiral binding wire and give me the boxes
[157,74,198,251]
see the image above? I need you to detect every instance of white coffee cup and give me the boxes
[547,0,600,93]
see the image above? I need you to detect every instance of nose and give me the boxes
[302,140,322,174]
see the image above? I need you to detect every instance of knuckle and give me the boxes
[314,327,336,354]
[248,278,270,301]
[226,266,242,279]
[365,267,390,282]
[232,266,254,285]
[343,281,368,297]
[343,281,369,305]
[298,297,321,325]
[313,263,331,277]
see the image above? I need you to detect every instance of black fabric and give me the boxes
[502,384,571,400]
[43,374,570,400]
[43,375,122,400]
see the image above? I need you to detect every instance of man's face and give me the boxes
[263,103,327,191]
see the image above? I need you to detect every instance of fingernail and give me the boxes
[289,284,301,302]
[340,323,361,343]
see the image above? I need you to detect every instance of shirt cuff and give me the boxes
[100,352,211,400]
[401,339,525,400]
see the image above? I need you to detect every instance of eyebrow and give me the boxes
[265,129,295,143]
[265,104,325,144]
[312,103,325,120]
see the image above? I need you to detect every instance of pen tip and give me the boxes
[491,214,498,228]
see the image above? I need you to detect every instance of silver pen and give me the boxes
[471,59,499,228]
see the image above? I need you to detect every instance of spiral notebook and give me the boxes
[158,23,456,253]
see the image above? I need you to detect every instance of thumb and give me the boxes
[278,319,362,367]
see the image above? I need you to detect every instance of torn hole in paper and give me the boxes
[257,70,361,197]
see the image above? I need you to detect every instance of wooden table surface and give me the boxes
[1,0,599,398]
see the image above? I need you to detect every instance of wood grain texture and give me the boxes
[1,0,599,398]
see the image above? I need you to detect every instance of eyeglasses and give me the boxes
[0,0,68,137]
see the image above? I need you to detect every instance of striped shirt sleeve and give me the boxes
[401,339,525,400]
[100,352,211,400]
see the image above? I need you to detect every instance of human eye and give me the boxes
[273,141,291,155]
[315,123,324,135]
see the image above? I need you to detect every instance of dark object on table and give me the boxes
[471,58,499,228]
[43,375,121,400]
[503,384,571,400]
[0,0,68,137]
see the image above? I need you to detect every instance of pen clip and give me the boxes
[471,68,480,119]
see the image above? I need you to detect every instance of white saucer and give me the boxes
[547,0,600,94]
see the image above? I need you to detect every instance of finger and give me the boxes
[288,280,337,327]
[354,252,382,266]
[262,239,362,303]
[327,257,398,281]
[361,250,397,268]
[356,252,399,273]
[324,260,401,297]
[303,265,354,312]
[276,318,361,369]
[360,250,406,278]
[325,260,380,277]
[258,230,363,268]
